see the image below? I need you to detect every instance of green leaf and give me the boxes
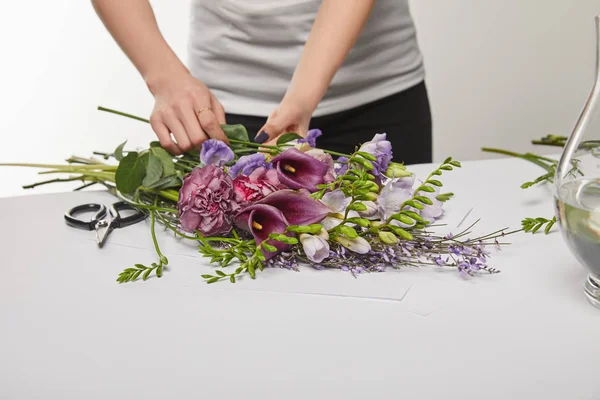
[142,269,152,281]
[440,165,453,171]
[144,175,181,190]
[206,277,220,284]
[142,154,164,187]
[132,270,142,281]
[216,270,226,277]
[201,274,213,279]
[114,141,127,161]
[436,193,455,202]
[150,141,162,148]
[338,226,358,239]
[443,157,452,164]
[150,147,176,176]
[230,275,236,283]
[427,179,443,187]
[221,124,249,143]
[277,132,303,145]
[115,152,146,193]
[450,160,462,168]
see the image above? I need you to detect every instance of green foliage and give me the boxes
[522,217,556,234]
[114,141,127,161]
[115,152,146,193]
[277,132,303,145]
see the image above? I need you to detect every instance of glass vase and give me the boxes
[555,15,600,308]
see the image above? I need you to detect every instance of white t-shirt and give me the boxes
[188,0,425,117]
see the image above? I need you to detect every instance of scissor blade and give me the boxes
[95,219,113,247]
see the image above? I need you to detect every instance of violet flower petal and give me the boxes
[200,139,234,166]
[271,148,329,192]
[254,189,331,226]
[235,204,292,259]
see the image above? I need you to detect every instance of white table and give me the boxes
[1,157,599,400]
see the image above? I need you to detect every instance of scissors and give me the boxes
[64,201,146,247]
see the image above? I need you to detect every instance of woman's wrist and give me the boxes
[143,57,190,96]
[282,80,326,118]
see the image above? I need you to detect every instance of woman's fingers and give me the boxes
[163,110,193,153]
[211,95,227,125]
[176,99,208,149]
[150,113,182,155]
[194,95,228,144]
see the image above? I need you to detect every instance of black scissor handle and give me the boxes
[65,203,107,230]
[109,201,146,228]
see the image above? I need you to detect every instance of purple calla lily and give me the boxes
[271,148,329,192]
[234,190,331,259]
[235,204,293,259]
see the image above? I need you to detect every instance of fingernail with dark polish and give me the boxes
[255,131,268,144]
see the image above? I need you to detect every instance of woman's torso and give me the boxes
[188,0,424,117]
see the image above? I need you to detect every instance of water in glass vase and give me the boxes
[556,178,600,304]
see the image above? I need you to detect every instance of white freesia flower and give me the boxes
[319,190,359,230]
[299,229,330,263]
[376,180,414,223]
[358,200,379,219]
[419,186,444,223]
[334,236,371,254]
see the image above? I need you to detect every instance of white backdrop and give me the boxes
[0,1,598,197]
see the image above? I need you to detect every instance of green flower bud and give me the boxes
[363,192,379,201]
[370,221,383,229]
[378,231,398,244]
[388,226,414,241]
[384,162,412,179]
[338,225,359,239]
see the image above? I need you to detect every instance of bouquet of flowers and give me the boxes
[4,107,511,284]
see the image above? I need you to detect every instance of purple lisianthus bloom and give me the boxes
[334,156,349,175]
[229,153,272,177]
[298,129,322,148]
[358,133,392,176]
[200,139,234,167]
[178,165,239,235]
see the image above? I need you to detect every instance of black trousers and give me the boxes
[226,81,432,165]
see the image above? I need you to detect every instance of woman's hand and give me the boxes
[255,96,313,146]
[148,70,228,154]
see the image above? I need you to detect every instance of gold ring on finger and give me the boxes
[196,107,212,117]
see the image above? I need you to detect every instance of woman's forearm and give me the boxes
[284,0,377,112]
[91,0,188,93]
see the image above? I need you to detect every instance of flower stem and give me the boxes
[98,106,150,124]
[481,148,554,172]
[0,163,117,171]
